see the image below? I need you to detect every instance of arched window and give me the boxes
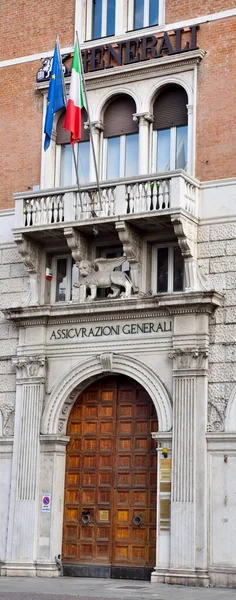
[152,85,188,173]
[56,109,90,186]
[103,95,139,179]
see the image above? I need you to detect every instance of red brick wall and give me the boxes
[196,17,236,181]
[166,1,236,24]
[0,0,74,60]
[0,62,42,209]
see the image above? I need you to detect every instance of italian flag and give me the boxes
[63,40,84,144]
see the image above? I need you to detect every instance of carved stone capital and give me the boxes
[0,403,15,436]
[133,112,154,126]
[13,356,47,380]
[115,221,141,262]
[89,120,104,132]
[14,233,41,305]
[207,398,227,432]
[99,353,113,372]
[169,347,209,370]
[64,227,89,266]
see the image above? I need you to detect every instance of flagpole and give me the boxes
[76,31,102,212]
[56,34,83,214]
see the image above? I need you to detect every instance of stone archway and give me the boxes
[41,353,172,435]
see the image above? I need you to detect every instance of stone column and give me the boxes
[3,356,47,577]
[168,347,209,586]
[89,121,104,183]
[133,112,153,175]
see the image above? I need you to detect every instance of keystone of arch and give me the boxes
[41,354,172,435]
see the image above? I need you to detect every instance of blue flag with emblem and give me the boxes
[44,39,66,151]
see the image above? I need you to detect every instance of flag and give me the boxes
[44,40,66,151]
[63,39,85,144]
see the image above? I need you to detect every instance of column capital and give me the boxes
[13,355,47,382]
[89,120,104,132]
[169,347,209,371]
[133,112,154,125]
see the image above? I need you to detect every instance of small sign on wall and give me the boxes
[42,494,51,512]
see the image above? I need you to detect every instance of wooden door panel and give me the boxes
[63,376,158,570]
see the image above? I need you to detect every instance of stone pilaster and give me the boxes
[167,347,209,586]
[3,356,47,576]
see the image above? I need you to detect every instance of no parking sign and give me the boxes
[42,493,51,512]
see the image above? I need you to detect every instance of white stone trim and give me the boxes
[1,9,235,69]
[41,353,172,434]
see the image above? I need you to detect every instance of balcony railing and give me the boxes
[14,171,199,229]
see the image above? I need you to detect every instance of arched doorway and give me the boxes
[62,375,158,580]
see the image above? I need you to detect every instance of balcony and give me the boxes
[14,171,199,237]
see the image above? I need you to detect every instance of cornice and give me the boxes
[3,291,223,326]
[37,49,205,94]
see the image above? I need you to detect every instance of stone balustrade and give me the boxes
[14,170,199,229]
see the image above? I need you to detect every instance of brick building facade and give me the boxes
[0,0,236,588]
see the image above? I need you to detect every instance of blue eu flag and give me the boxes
[44,40,66,151]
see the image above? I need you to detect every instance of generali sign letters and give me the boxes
[82,26,199,73]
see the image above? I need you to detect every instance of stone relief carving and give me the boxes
[169,347,209,370]
[207,398,227,432]
[13,356,47,380]
[14,233,41,305]
[171,214,217,292]
[73,257,138,301]
[0,404,15,436]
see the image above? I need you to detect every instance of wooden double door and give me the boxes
[62,375,158,579]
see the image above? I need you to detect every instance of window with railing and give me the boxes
[152,85,188,173]
[56,109,90,186]
[103,95,139,180]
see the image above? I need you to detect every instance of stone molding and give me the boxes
[14,233,41,305]
[13,356,47,381]
[41,354,172,435]
[169,347,209,370]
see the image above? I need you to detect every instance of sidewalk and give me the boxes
[0,577,235,600]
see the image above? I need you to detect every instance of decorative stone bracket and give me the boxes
[64,227,90,303]
[169,347,209,370]
[14,233,41,305]
[115,220,142,291]
[64,227,90,266]
[171,214,215,292]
